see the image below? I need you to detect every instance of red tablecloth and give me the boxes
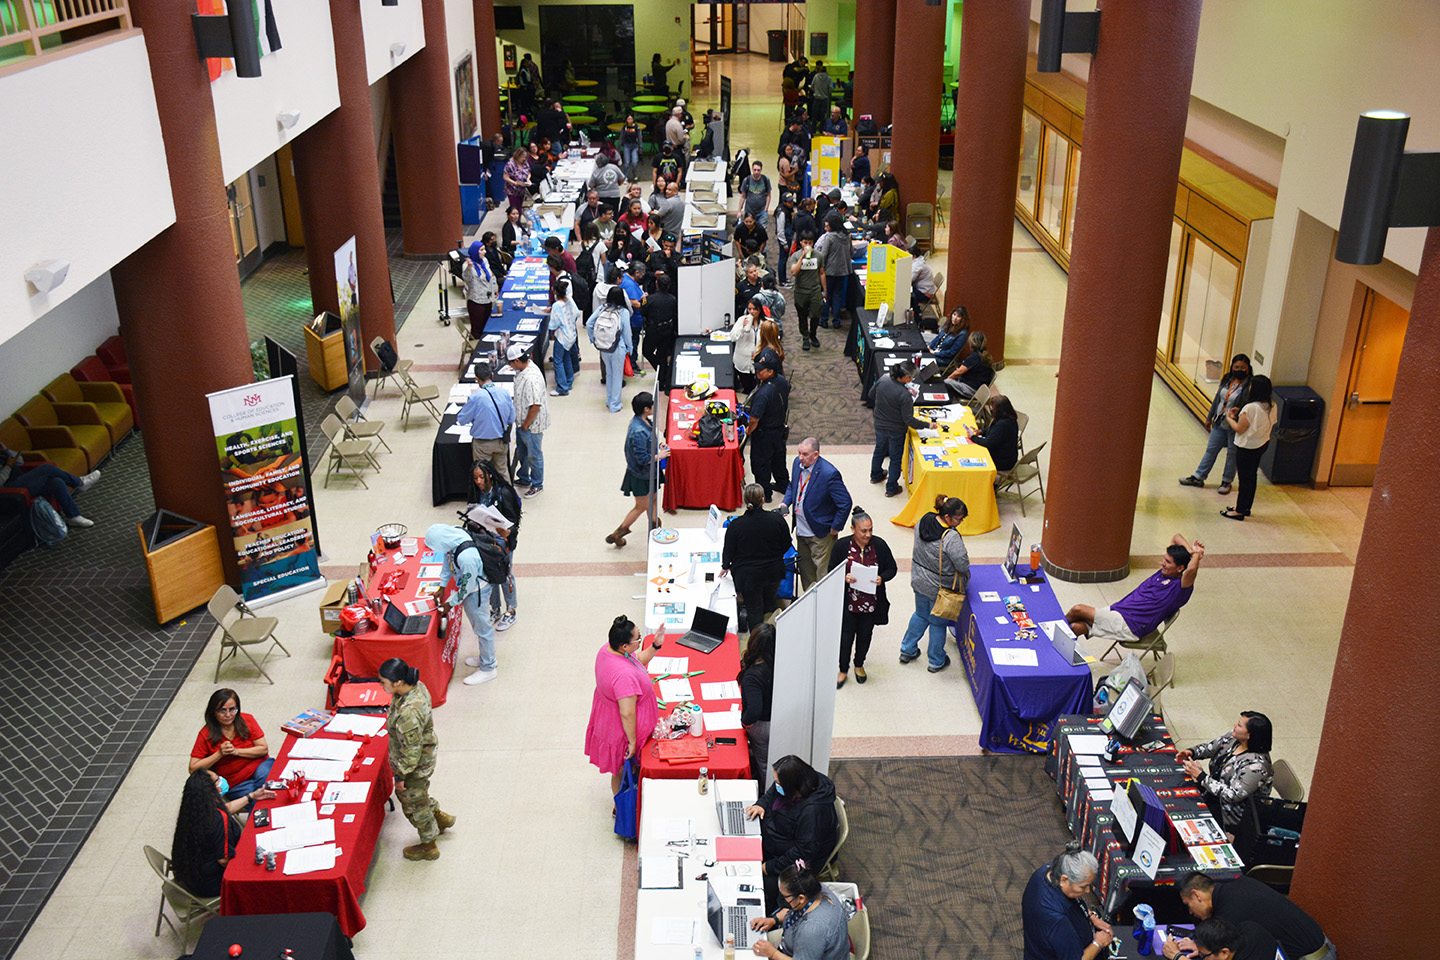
[334,548,459,706]
[638,631,751,782]
[662,389,745,512]
[221,730,394,937]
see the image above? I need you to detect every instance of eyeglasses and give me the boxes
[216,706,239,714]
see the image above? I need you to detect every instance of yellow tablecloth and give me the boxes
[890,409,1000,535]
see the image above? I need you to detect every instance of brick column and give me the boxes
[852,0,896,127]
[473,0,501,137]
[887,0,946,215]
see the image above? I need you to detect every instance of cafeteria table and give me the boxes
[954,565,1093,754]
[562,103,591,115]
[633,94,668,103]
[333,545,459,706]
[662,388,744,512]
[220,729,394,936]
[890,404,1000,535]
[633,104,668,115]
[673,335,736,390]
[855,324,932,404]
[563,94,598,103]
[193,912,354,960]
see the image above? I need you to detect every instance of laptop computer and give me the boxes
[714,789,761,837]
[706,879,761,950]
[1042,620,1092,667]
[914,359,941,383]
[383,599,433,635]
[675,605,730,654]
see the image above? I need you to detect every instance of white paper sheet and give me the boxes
[990,647,1038,667]
[267,802,318,830]
[444,424,473,441]
[1067,734,1112,755]
[404,598,436,616]
[703,711,744,732]
[648,656,690,676]
[324,714,386,736]
[848,563,880,595]
[978,591,1001,602]
[701,680,742,700]
[1075,755,1104,768]
[288,739,361,762]
[639,856,684,890]
[1134,822,1166,879]
[277,759,351,783]
[658,678,696,701]
[1111,788,1139,842]
[257,818,336,855]
[418,565,442,579]
[320,781,371,805]
[650,918,697,945]
[651,817,693,843]
[283,843,339,876]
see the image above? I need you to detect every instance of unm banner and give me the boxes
[207,376,321,601]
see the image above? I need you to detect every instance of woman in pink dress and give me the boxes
[585,615,664,795]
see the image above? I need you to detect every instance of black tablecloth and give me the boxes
[856,323,932,405]
[673,335,736,390]
[192,912,353,960]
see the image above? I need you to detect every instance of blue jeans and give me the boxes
[225,757,275,801]
[552,340,576,393]
[13,464,80,517]
[599,347,626,411]
[621,143,640,178]
[824,274,849,326]
[516,428,544,488]
[489,574,517,616]
[900,589,951,668]
[1192,423,1238,483]
[462,581,497,670]
[871,430,906,494]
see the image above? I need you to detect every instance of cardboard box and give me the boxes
[319,580,350,633]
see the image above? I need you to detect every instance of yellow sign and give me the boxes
[809,135,844,193]
[864,241,910,312]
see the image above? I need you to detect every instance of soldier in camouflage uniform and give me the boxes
[379,658,455,860]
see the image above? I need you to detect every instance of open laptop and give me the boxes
[675,605,730,654]
[714,789,761,837]
[914,359,941,383]
[383,599,432,635]
[1042,620,1093,667]
[706,879,761,950]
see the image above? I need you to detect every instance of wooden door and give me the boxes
[1331,286,1410,485]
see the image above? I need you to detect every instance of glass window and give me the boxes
[1171,234,1238,391]
[1040,126,1069,240]
[1063,147,1081,251]
[1017,111,1041,218]
[1157,220,1184,355]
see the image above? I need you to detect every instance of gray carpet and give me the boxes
[828,755,1073,960]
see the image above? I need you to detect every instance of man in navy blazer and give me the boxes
[779,437,853,592]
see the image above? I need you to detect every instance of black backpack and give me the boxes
[457,527,512,584]
[694,412,725,448]
[374,340,399,372]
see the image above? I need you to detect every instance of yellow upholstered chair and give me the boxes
[0,417,89,476]
[42,372,134,444]
[13,396,111,471]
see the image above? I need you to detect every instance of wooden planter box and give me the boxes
[304,323,348,392]
[139,519,225,624]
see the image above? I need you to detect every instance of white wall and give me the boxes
[0,33,174,347]
[210,0,342,185]
[747,3,785,56]
[445,0,478,142]
[362,0,426,85]
[0,272,121,417]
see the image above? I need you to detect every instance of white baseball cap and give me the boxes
[676,98,686,106]
[506,344,527,361]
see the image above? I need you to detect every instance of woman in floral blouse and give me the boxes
[828,506,898,689]
[1177,711,1274,830]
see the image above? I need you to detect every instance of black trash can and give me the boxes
[768,30,787,62]
[1260,385,1324,484]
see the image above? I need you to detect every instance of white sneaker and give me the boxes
[496,611,517,632]
[465,656,484,668]
[67,515,95,528]
[463,667,498,685]
[76,471,101,493]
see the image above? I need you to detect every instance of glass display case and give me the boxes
[1017,110,1041,219]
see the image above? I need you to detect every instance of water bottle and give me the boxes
[1133,904,1156,955]
[724,933,736,960]
[690,705,704,737]
[697,766,709,795]
[1029,544,1042,575]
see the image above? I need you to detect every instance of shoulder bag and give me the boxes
[930,528,964,621]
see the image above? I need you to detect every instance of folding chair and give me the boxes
[918,271,945,330]
[320,416,379,488]
[1271,759,1305,802]
[456,318,479,372]
[935,182,948,229]
[323,413,381,471]
[207,585,289,683]
[1101,609,1177,664]
[335,395,391,453]
[965,383,991,422]
[369,337,404,398]
[818,797,848,882]
[399,368,443,427]
[1015,410,1030,454]
[1146,652,1177,711]
[144,845,219,950]
[994,440,1045,517]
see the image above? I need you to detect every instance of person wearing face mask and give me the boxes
[748,863,851,960]
[188,688,273,802]
[744,755,839,912]
[170,769,275,897]
[1021,841,1114,960]
[1180,353,1253,495]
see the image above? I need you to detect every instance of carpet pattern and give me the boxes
[828,755,1073,960]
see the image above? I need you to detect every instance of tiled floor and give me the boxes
[3,53,1367,960]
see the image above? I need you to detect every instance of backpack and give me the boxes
[374,340,399,372]
[31,498,67,546]
[577,243,599,288]
[568,270,592,316]
[856,116,878,136]
[457,526,512,585]
[693,411,725,448]
[592,305,624,352]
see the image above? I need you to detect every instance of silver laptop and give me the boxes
[706,879,761,949]
[715,790,761,837]
[1043,620,1089,666]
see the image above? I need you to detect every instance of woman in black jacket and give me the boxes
[170,770,271,897]
[737,623,775,782]
[744,755,840,912]
[722,483,793,638]
[469,459,522,627]
[828,506,898,688]
[971,395,1020,473]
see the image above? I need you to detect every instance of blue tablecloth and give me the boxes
[955,565,1093,754]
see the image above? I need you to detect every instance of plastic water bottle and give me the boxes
[1133,904,1156,955]
[724,933,736,960]
[690,706,705,738]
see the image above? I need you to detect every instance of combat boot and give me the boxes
[435,810,456,833]
[403,840,440,861]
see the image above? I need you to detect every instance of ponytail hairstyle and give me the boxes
[933,495,968,524]
[1049,840,1099,889]
[777,862,823,903]
[608,615,637,651]
[378,657,419,686]
[967,330,993,369]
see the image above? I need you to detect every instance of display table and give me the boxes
[673,336,736,390]
[193,913,354,960]
[855,324,932,404]
[890,404,1000,535]
[662,389,744,512]
[333,546,458,706]
[220,731,393,937]
[954,565,1093,754]
[635,778,762,960]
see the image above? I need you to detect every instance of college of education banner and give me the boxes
[207,376,323,602]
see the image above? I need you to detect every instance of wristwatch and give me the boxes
[651,639,663,650]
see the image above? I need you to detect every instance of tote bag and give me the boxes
[613,757,641,840]
[930,529,964,620]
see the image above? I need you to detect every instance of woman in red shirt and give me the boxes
[189,688,273,802]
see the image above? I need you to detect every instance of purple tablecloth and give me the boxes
[954,565,1094,753]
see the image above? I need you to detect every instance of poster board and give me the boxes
[334,237,365,404]
[766,565,845,787]
[677,258,735,335]
[809,135,844,192]
[863,241,912,313]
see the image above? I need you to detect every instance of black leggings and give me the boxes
[733,566,782,635]
[839,609,878,670]
[1234,442,1268,515]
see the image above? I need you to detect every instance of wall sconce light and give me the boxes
[381,0,399,7]
[390,42,406,58]
[1037,0,1100,73]
[1336,111,1440,265]
[277,109,302,130]
[192,0,262,79]
[25,259,70,295]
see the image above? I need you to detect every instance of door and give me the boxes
[1331,286,1410,485]
[735,3,748,53]
[228,171,262,278]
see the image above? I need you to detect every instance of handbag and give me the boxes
[613,757,640,840]
[930,529,964,620]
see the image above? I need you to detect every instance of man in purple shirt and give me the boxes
[1066,534,1204,642]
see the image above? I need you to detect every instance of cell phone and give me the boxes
[715,737,737,745]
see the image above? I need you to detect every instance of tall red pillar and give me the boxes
[389,0,463,257]
[1288,227,1440,954]
[473,0,501,137]
[110,0,255,582]
[1040,3,1202,581]
[887,0,946,216]
[853,0,896,127]
[944,0,1029,364]
[291,0,396,370]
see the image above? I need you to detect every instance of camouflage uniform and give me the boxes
[388,680,440,842]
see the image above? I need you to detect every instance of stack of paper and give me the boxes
[277,759,351,783]
[700,680,742,700]
[320,781,371,805]
[257,816,335,855]
[288,739,362,763]
[648,656,689,676]
[658,678,696,701]
[283,843,339,875]
[324,714,386,736]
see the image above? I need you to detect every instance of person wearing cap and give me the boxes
[747,356,791,502]
[507,345,550,498]
[456,361,515,480]
[425,523,501,685]
[587,153,626,214]
[665,106,689,159]
[379,656,454,861]
[644,232,680,297]
[461,240,498,339]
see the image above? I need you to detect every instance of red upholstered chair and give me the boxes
[43,373,134,444]
[0,416,89,476]
[72,356,139,429]
[14,395,111,471]
[96,335,131,383]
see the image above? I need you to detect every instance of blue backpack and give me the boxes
[30,499,67,546]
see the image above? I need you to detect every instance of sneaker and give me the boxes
[927,654,952,674]
[67,515,94,528]
[549,389,564,397]
[76,470,101,493]
[496,611,517,632]
[801,339,811,352]
[885,488,903,498]
[465,656,485,667]
[869,476,885,485]
[523,485,542,499]
[1217,483,1232,495]
[463,667,498,685]
[1178,476,1204,488]
[809,336,821,349]
[898,651,919,664]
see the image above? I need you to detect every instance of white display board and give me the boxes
[677,258,736,335]
[765,565,845,786]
